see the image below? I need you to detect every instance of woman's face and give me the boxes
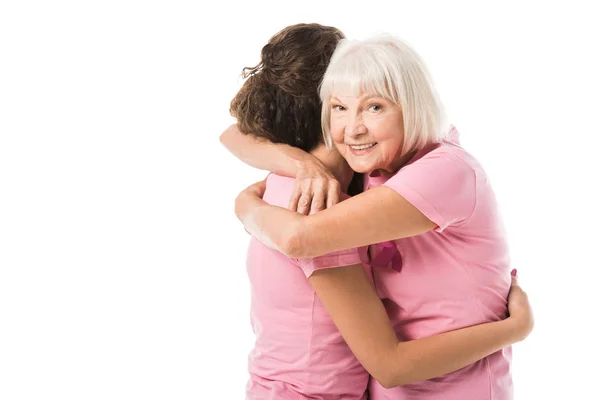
[329,93,405,174]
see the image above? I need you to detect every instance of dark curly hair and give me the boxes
[230,23,344,153]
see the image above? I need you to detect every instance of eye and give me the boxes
[332,104,346,112]
[368,104,382,112]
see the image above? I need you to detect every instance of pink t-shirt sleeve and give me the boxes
[383,149,476,232]
[294,246,368,278]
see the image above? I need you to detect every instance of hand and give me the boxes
[235,178,267,223]
[289,158,341,215]
[506,270,534,341]
[243,178,267,199]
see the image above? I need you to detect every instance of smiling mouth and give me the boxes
[348,143,377,150]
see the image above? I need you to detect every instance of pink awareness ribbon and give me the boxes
[369,241,402,272]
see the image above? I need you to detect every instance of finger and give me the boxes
[296,180,313,215]
[288,183,303,211]
[510,269,519,286]
[309,189,326,215]
[325,181,341,209]
[256,179,267,197]
[309,179,327,215]
[297,193,312,215]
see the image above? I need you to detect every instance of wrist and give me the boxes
[288,144,313,164]
[294,156,319,177]
[505,314,529,343]
[287,145,318,170]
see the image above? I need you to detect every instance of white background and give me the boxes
[1,1,598,399]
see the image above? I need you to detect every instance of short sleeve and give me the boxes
[383,150,476,232]
[294,246,368,278]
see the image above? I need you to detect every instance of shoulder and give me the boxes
[382,142,479,229]
[392,143,477,182]
[263,173,296,208]
[426,125,484,174]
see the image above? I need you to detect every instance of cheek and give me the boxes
[373,121,403,150]
[374,134,402,162]
[380,137,402,154]
[330,122,345,143]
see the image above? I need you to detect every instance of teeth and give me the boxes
[350,143,376,150]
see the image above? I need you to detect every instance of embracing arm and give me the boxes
[308,266,533,388]
[220,123,311,177]
[236,181,434,258]
[236,149,479,258]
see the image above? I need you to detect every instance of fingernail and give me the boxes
[511,269,517,276]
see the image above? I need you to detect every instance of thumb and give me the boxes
[510,269,519,287]
[258,178,267,191]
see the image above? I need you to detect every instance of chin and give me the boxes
[348,162,375,174]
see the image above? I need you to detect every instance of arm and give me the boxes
[236,180,434,258]
[220,123,312,177]
[236,151,476,258]
[308,266,533,388]
[220,123,342,213]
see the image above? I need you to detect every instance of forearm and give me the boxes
[238,186,436,259]
[389,318,522,387]
[235,193,353,258]
[235,193,303,254]
[220,124,312,177]
[308,265,528,389]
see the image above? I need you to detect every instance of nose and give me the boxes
[344,116,367,137]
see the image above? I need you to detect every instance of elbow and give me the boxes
[375,377,395,390]
[280,218,309,258]
[281,235,301,258]
[219,129,231,148]
[219,123,238,149]
[363,357,402,389]
[370,354,415,389]
[376,373,412,389]
[371,370,400,390]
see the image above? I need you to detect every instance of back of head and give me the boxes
[230,23,344,153]
[320,35,447,154]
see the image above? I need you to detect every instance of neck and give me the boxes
[309,144,354,192]
[378,148,419,178]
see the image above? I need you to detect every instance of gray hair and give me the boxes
[320,35,447,154]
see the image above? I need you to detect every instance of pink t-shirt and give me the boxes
[368,127,513,400]
[246,173,371,400]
